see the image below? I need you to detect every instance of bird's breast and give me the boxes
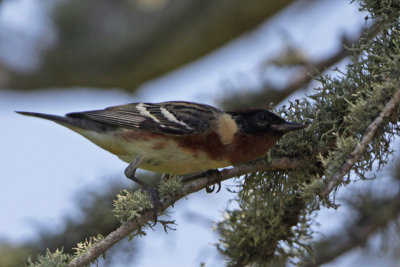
[173,131,281,166]
[74,127,280,175]
[226,133,281,164]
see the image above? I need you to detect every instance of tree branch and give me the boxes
[222,85,400,266]
[69,39,400,267]
[320,87,400,198]
[68,157,302,267]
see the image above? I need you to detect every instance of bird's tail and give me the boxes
[15,111,110,132]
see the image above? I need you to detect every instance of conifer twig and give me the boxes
[68,157,302,267]
[320,87,400,198]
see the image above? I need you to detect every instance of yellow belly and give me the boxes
[117,140,230,175]
[73,127,230,175]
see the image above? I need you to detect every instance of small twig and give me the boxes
[320,88,400,198]
[68,157,302,267]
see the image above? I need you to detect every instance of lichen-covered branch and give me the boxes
[68,157,301,267]
[217,1,400,265]
[320,87,400,197]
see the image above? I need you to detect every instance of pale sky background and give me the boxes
[0,0,398,266]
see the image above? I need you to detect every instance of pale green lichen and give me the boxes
[73,234,104,259]
[158,175,183,199]
[218,0,400,265]
[26,249,70,267]
[112,189,153,222]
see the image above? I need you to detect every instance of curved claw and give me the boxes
[203,169,222,194]
[205,181,222,193]
[206,184,215,193]
[215,181,221,193]
[181,169,223,194]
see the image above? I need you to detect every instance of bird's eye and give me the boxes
[256,113,267,121]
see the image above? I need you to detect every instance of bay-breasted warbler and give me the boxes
[17,101,305,218]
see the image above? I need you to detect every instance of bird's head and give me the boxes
[228,109,305,136]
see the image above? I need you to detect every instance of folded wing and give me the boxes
[67,101,222,135]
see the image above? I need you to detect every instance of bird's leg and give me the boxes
[160,173,171,180]
[124,157,159,225]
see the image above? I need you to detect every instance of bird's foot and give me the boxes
[181,169,223,193]
[204,169,222,193]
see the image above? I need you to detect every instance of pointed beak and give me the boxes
[270,122,306,133]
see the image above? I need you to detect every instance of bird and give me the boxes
[17,101,305,221]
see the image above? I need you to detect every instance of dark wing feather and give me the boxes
[67,109,146,129]
[67,101,222,135]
